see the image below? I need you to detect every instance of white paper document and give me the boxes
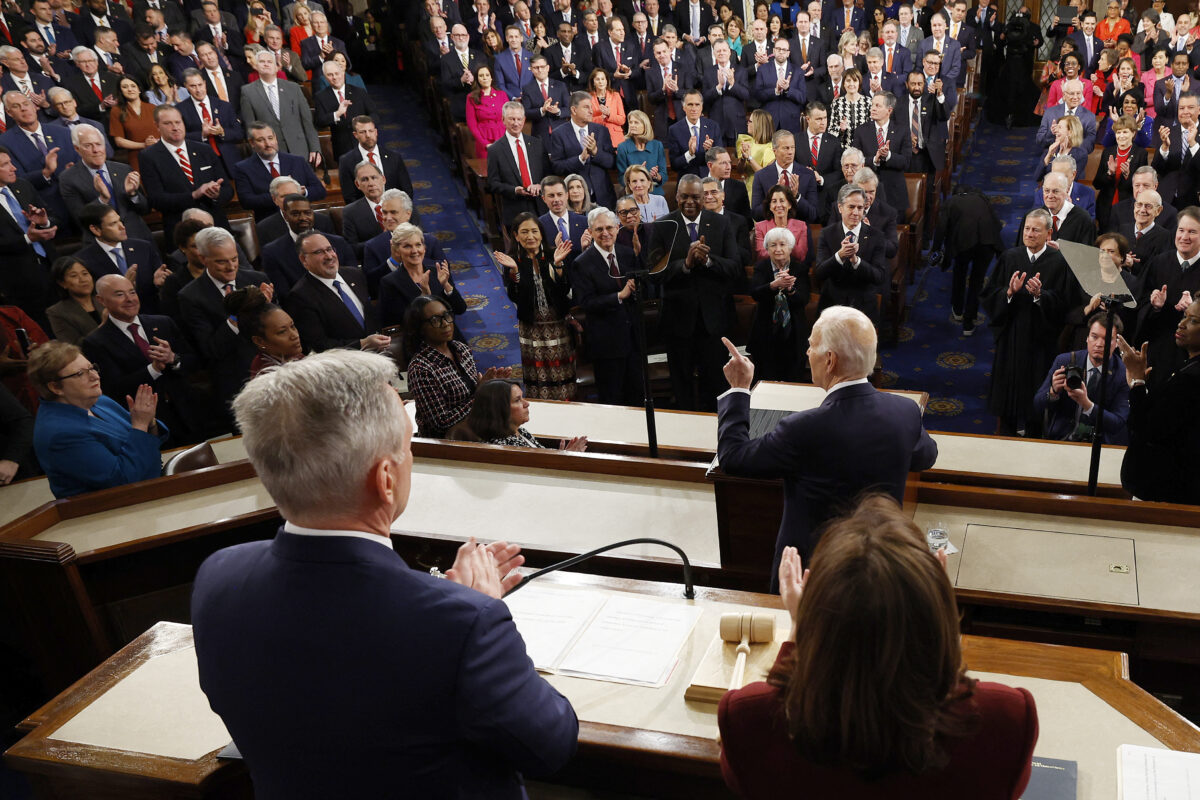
[1119,743,1200,800]
[505,585,703,687]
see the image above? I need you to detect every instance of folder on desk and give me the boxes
[504,585,703,688]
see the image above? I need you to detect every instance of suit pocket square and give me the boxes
[199,165,212,171]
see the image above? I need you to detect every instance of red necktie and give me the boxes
[516,55,522,77]
[877,125,885,148]
[515,137,532,186]
[540,82,548,101]
[1135,229,1143,240]
[91,76,103,100]
[1052,215,1059,234]
[200,101,220,154]
[367,150,377,166]
[0,18,10,45]
[177,147,192,181]
[834,82,840,99]
[0,115,6,132]
[778,168,788,185]
[128,322,152,359]
[811,136,819,164]
[374,203,384,227]
[269,160,280,178]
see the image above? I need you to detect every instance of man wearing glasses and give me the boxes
[284,230,388,354]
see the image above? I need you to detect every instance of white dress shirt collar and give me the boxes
[283,521,394,551]
[825,376,870,397]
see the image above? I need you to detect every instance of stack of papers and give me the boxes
[1119,744,1200,799]
[504,585,703,688]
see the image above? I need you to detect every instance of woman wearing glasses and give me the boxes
[379,224,467,335]
[404,296,512,439]
[28,341,167,498]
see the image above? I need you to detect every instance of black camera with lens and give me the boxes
[1064,363,1086,391]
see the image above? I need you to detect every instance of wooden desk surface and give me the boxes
[0,436,249,528]
[7,574,1198,800]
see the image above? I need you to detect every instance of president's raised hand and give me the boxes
[721,336,754,389]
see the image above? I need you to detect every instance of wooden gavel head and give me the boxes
[718,612,775,645]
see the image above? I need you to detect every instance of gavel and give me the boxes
[719,612,775,691]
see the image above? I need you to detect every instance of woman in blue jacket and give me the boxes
[29,342,167,498]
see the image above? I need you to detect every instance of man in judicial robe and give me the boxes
[1031,172,1096,246]
[983,208,1071,436]
[715,306,938,584]
[192,350,579,799]
[1118,189,1173,270]
[1135,206,1200,388]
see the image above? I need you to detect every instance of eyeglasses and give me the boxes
[616,207,639,217]
[55,365,100,381]
[423,312,455,328]
[303,246,336,256]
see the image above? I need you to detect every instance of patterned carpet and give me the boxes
[379,85,524,376]
[876,120,1040,434]
[384,79,1040,433]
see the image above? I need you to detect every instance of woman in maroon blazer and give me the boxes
[718,496,1039,800]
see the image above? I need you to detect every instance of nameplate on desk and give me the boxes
[504,584,702,687]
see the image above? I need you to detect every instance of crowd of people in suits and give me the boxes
[0,0,421,496]
[414,0,1199,505]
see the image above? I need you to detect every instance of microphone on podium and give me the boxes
[503,538,696,599]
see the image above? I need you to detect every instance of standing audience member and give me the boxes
[932,185,1005,337]
[1117,299,1200,504]
[814,184,887,320]
[494,211,576,399]
[615,110,667,196]
[46,258,103,345]
[379,223,466,330]
[749,226,810,381]
[466,64,510,159]
[222,286,305,379]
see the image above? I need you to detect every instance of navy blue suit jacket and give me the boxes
[192,529,578,799]
[569,243,640,359]
[548,122,616,208]
[233,152,326,219]
[520,78,571,144]
[177,95,244,175]
[493,46,533,100]
[538,210,588,254]
[717,385,938,579]
[750,162,820,222]
[1032,351,1130,444]
[666,116,722,176]
[827,4,865,35]
[74,239,164,314]
[260,232,355,299]
[753,61,807,135]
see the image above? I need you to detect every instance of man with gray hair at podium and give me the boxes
[716,306,938,589]
[190,351,579,798]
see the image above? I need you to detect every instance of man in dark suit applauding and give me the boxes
[667,89,721,178]
[285,231,388,354]
[192,350,578,799]
[313,58,377,160]
[139,104,232,244]
[338,116,415,204]
[715,307,938,582]
[651,174,742,410]
[74,203,170,315]
[549,91,616,208]
[487,101,548,229]
[569,206,645,405]
[177,68,243,176]
[83,273,207,443]
[520,53,571,147]
[750,130,820,222]
[815,184,888,321]
[175,227,271,421]
[260,196,356,300]
[233,122,326,220]
[851,91,912,217]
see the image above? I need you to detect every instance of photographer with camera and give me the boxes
[1033,312,1130,444]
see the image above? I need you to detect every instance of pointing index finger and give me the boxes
[721,336,742,359]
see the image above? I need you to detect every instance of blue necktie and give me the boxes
[42,24,54,45]
[3,187,44,257]
[32,132,47,156]
[97,167,115,206]
[687,222,698,242]
[333,279,365,327]
[557,216,569,242]
[111,245,127,275]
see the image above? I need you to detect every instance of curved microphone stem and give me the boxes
[503,538,696,599]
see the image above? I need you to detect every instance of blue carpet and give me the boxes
[384,79,1040,431]
[875,120,1040,433]
[378,84,522,376]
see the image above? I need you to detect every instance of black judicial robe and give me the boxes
[982,246,1070,421]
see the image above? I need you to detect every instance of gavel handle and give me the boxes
[729,641,751,691]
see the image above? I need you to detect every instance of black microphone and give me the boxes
[503,538,696,599]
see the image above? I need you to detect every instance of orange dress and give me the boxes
[1095,16,1130,46]
[109,101,159,172]
[289,25,312,54]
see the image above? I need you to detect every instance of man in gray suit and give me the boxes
[240,48,321,166]
[60,123,155,243]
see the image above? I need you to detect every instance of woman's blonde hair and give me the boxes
[748,108,776,144]
[626,109,654,143]
[623,163,651,194]
[28,341,82,400]
[1062,113,1084,148]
